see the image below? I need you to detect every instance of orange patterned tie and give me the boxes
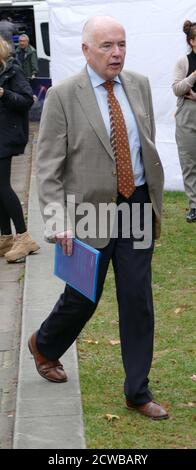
[103,81,135,198]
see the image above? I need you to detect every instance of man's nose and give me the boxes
[111,45,122,56]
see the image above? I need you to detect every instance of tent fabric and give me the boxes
[47,0,196,190]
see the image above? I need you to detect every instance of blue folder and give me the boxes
[54,239,101,302]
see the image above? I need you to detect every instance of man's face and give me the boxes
[82,23,126,80]
[19,37,28,49]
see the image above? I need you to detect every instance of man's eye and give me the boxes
[101,44,111,50]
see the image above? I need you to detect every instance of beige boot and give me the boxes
[0,235,14,256]
[5,231,40,262]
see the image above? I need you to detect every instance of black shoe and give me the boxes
[186,208,196,223]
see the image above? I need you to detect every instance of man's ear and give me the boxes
[82,43,88,58]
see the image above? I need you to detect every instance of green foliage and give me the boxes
[17,267,25,284]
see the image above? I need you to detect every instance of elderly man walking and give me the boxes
[28,16,169,421]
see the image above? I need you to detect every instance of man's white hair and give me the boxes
[19,33,29,42]
[82,16,125,45]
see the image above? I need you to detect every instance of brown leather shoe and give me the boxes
[126,398,169,420]
[28,332,68,383]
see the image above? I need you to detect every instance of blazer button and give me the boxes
[111,196,116,202]
[112,170,117,176]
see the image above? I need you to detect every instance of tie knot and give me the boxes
[103,81,115,93]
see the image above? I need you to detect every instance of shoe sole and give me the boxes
[6,246,40,263]
[6,257,25,263]
[126,404,169,420]
[28,338,68,383]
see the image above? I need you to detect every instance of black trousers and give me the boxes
[37,184,154,405]
[0,157,26,235]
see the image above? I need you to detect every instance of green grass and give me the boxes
[17,267,25,284]
[78,192,196,449]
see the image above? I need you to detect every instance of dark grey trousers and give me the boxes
[36,184,155,406]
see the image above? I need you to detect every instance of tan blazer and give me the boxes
[37,67,164,247]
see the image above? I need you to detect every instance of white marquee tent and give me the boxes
[47,0,196,191]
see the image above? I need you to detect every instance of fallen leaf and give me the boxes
[187,402,196,408]
[191,375,196,381]
[155,243,162,248]
[109,340,120,346]
[82,339,99,345]
[174,307,182,314]
[161,402,169,411]
[104,414,120,421]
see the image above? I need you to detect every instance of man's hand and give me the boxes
[0,87,4,98]
[55,230,73,256]
[185,89,196,101]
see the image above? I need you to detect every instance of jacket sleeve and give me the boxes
[36,86,70,241]
[172,56,196,96]
[31,49,39,75]
[2,67,34,110]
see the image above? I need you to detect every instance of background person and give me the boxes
[28,16,168,420]
[0,36,40,262]
[172,20,196,223]
[0,14,17,53]
[15,34,38,79]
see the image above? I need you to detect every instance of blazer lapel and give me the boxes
[75,69,114,161]
[120,72,144,135]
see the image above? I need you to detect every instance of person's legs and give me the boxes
[112,185,154,406]
[36,238,115,360]
[0,200,12,235]
[0,157,19,255]
[178,145,196,209]
[176,102,196,215]
[0,157,40,261]
[0,157,26,234]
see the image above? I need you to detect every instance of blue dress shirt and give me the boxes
[87,65,145,187]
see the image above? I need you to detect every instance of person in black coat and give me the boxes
[0,36,40,262]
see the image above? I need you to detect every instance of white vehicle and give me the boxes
[0,1,50,76]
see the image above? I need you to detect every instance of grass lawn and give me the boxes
[78,192,196,449]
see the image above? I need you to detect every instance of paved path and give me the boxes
[0,128,33,449]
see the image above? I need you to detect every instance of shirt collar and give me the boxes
[87,64,121,88]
